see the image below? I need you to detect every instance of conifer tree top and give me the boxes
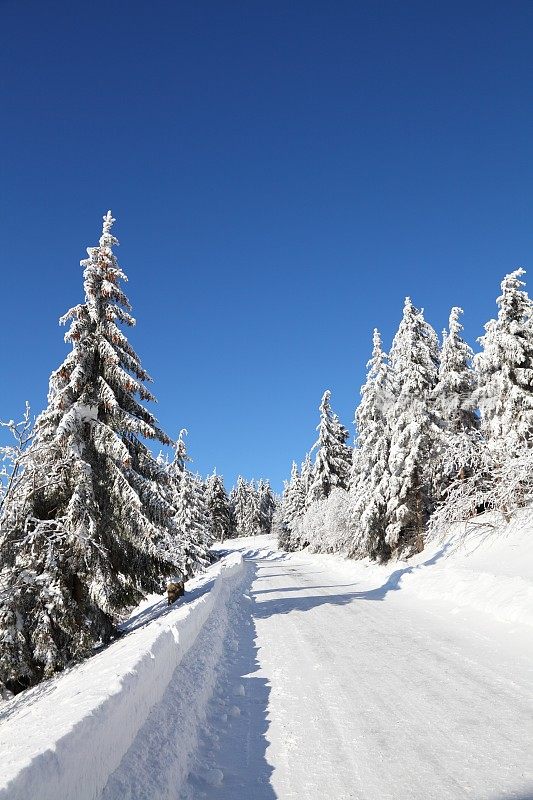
[39,210,172,447]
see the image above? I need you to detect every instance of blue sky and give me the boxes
[2,0,533,492]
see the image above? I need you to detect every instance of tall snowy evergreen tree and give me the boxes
[282,462,306,524]
[474,269,533,457]
[258,479,276,534]
[244,480,262,536]
[300,452,313,508]
[277,463,306,551]
[232,476,249,537]
[433,307,479,492]
[167,431,211,576]
[228,484,238,538]
[205,472,231,542]
[385,298,440,556]
[230,478,263,536]
[191,474,213,559]
[308,390,352,502]
[0,212,181,693]
[171,427,190,476]
[350,329,394,560]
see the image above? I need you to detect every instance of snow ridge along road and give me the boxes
[0,553,244,800]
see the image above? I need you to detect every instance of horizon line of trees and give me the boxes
[0,212,274,698]
[277,268,533,560]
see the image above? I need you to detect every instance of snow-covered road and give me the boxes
[179,539,533,800]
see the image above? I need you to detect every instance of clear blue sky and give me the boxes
[2,0,533,492]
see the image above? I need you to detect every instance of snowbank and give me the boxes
[293,509,533,629]
[398,511,533,627]
[0,552,244,800]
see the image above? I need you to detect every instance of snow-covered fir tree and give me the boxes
[231,476,250,537]
[385,298,440,556]
[228,484,238,538]
[308,391,352,503]
[231,477,262,536]
[300,452,313,508]
[430,271,533,529]
[171,427,190,476]
[191,474,213,559]
[474,269,533,457]
[282,462,306,525]
[432,307,479,493]
[276,463,306,551]
[205,471,231,542]
[258,479,276,534]
[0,212,182,693]
[167,430,211,577]
[350,329,394,560]
[244,480,262,536]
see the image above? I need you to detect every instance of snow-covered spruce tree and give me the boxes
[258,479,276,534]
[349,329,394,561]
[167,431,211,577]
[279,462,308,551]
[231,476,249,537]
[300,452,313,508]
[431,269,533,527]
[228,484,238,538]
[308,391,352,503]
[0,212,181,694]
[205,472,231,542]
[385,298,440,556]
[230,478,263,537]
[191,474,214,558]
[283,462,306,524]
[171,427,190,476]
[474,269,533,457]
[244,480,262,536]
[432,307,480,495]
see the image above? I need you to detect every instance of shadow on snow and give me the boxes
[249,545,450,619]
[179,559,276,800]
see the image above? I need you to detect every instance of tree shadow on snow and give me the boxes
[182,561,277,800]
[250,546,452,618]
[99,560,277,800]
[354,544,450,601]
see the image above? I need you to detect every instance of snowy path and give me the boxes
[177,540,533,800]
[91,537,533,800]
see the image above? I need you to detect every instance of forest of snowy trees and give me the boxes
[277,269,533,561]
[2,209,532,698]
[0,213,274,697]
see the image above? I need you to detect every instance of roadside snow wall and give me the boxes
[0,552,244,800]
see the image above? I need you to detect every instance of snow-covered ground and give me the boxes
[1,519,532,799]
[180,529,533,800]
[0,552,244,800]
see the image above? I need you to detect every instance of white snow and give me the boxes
[0,552,243,800]
[1,519,533,799]
[180,527,533,799]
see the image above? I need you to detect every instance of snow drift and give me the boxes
[399,510,533,627]
[293,507,533,630]
[0,552,244,800]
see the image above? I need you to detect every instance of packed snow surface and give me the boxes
[179,530,533,800]
[1,520,533,799]
[0,553,244,800]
